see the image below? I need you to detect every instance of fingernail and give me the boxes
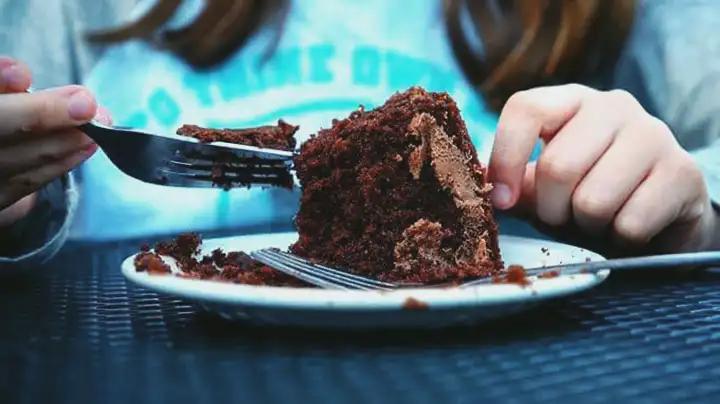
[491,182,512,208]
[1,65,23,88]
[67,91,95,120]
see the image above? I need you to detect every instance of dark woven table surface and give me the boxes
[2,234,720,404]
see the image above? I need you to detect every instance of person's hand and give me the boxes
[0,56,112,227]
[488,84,719,255]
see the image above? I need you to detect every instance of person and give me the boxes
[1,0,720,272]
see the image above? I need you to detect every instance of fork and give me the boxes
[79,121,295,189]
[250,248,720,290]
[26,88,294,189]
[250,248,402,290]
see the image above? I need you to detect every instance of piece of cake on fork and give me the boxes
[177,120,299,151]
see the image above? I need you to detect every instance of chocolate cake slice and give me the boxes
[290,87,503,284]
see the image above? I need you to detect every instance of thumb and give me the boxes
[0,86,97,135]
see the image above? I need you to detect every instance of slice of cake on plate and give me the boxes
[290,87,503,284]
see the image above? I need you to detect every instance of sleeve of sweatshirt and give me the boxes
[612,0,720,203]
[688,139,720,205]
[0,174,78,272]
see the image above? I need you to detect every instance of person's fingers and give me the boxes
[0,144,97,210]
[533,95,633,226]
[0,86,98,136]
[612,150,704,248]
[0,57,32,93]
[488,84,594,210]
[0,129,94,180]
[571,117,671,234]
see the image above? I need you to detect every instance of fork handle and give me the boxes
[461,251,720,288]
[524,250,720,277]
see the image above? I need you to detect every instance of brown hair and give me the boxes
[88,0,635,110]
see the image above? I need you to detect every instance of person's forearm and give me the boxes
[686,139,720,251]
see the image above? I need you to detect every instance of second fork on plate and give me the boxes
[250,247,720,291]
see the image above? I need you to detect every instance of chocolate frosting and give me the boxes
[397,113,494,269]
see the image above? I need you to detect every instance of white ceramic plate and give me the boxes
[121,232,609,329]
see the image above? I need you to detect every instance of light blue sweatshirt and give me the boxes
[2,0,720,269]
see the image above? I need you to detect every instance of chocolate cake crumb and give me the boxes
[134,252,171,275]
[492,265,532,287]
[537,270,560,279]
[134,234,308,287]
[403,297,430,310]
[506,265,531,286]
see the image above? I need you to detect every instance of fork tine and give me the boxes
[251,250,371,290]
[264,249,398,289]
[180,141,296,162]
[160,168,280,182]
[160,169,287,189]
[163,159,294,189]
[251,249,396,291]
[168,159,289,172]
[251,250,357,290]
